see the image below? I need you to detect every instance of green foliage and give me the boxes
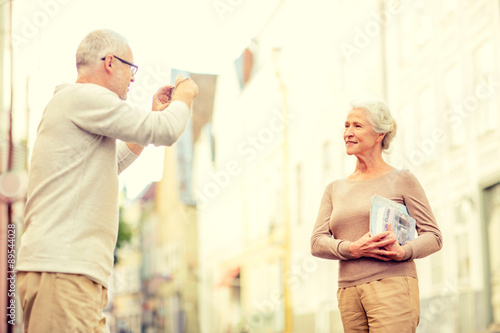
[114,206,133,264]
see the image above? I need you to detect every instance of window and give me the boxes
[453,200,472,284]
[234,47,255,90]
[431,250,444,287]
[418,87,438,161]
[483,184,500,327]
[398,103,417,161]
[397,8,416,65]
[444,65,466,147]
[474,41,498,133]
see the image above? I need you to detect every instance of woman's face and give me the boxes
[344,108,384,156]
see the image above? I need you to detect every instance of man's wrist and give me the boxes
[126,143,144,155]
[171,91,196,108]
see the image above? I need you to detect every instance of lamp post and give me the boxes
[0,2,21,333]
[272,47,293,333]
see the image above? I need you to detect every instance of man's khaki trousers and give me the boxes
[17,271,109,333]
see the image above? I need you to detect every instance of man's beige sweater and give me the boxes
[311,169,442,288]
[17,83,190,287]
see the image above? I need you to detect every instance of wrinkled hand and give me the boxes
[380,224,406,261]
[348,230,398,261]
[152,85,175,111]
[171,74,198,108]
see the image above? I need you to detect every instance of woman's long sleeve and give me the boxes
[310,184,355,260]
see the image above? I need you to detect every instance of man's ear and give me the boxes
[102,55,114,74]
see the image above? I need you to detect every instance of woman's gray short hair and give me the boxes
[76,29,129,72]
[350,96,397,150]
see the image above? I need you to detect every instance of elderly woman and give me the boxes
[310,97,442,333]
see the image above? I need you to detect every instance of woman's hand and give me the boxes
[348,230,398,261]
[381,224,406,261]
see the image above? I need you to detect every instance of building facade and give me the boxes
[111,69,217,333]
[195,1,388,332]
[385,1,500,331]
[193,0,500,332]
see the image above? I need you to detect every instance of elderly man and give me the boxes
[16,29,198,332]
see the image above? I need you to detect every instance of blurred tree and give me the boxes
[114,206,132,264]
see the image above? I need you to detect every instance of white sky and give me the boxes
[12,0,280,198]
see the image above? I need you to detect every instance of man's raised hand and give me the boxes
[171,74,199,108]
[152,85,174,111]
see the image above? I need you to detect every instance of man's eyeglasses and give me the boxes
[101,55,138,76]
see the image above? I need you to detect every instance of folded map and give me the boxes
[369,195,416,245]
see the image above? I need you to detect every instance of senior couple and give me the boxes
[16,29,441,333]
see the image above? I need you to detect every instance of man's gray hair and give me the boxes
[350,96,397,150]
[76,29,128,72]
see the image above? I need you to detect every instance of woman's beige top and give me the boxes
[311,169,443,288]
